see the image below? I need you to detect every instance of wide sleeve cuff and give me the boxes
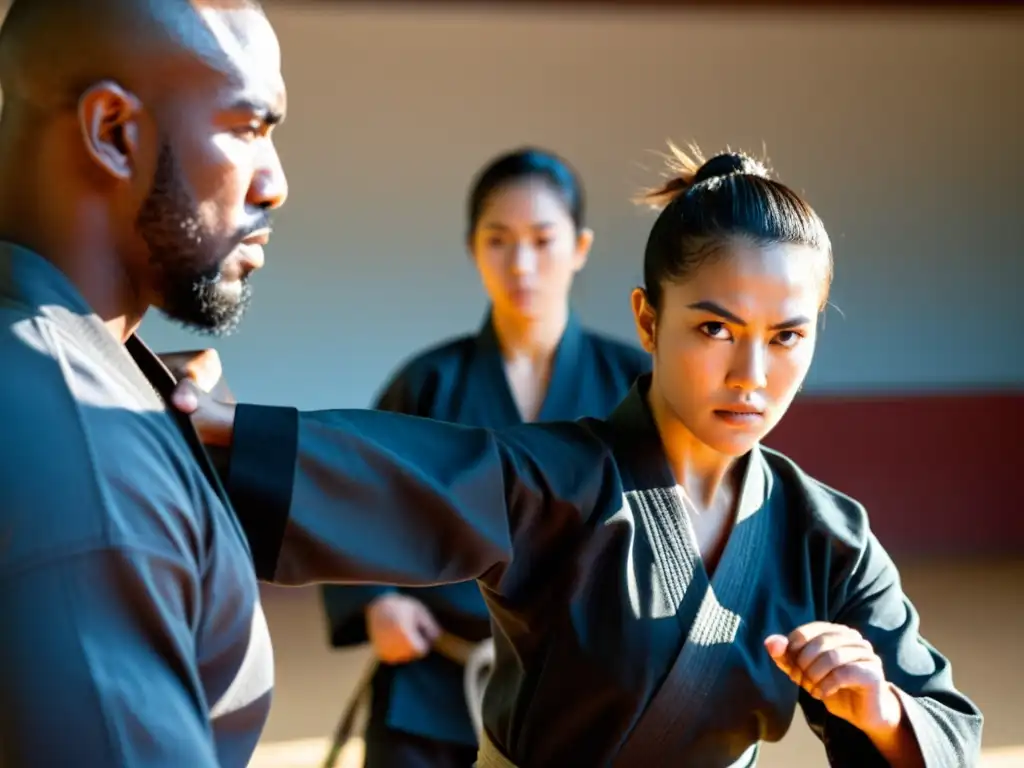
[895,687,983,768]
[226,404,299,581]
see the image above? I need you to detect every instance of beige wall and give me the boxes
[129,3,1021,408]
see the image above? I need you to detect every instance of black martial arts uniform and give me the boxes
[0,243,274,767]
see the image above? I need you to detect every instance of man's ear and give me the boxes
[78,80,143,181]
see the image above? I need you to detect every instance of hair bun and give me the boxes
[693,152,769,184]
[635,143,771,211]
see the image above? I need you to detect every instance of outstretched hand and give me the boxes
[765,622,903,737]
[157,348,237,448]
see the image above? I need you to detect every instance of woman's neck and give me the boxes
[647,383,741,510]
[491,304,568,363]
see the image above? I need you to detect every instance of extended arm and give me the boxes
[222,403,617,593]
[227,405,514,586]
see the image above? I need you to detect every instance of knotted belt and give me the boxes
[321,631,495,768]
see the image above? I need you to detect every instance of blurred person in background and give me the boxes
[320,147,650,768]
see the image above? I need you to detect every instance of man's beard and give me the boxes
[136,143,263,336]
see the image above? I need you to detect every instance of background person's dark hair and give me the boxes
[466,147,585,240]
[637,143,833,311]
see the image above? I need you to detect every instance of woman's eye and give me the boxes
[773,330,803,348]
[700,322,730,340]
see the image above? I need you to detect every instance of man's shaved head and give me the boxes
[0,0,260,110]
[0,0,287,336]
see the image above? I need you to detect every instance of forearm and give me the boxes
[867,729,923,768]
[225,404,513,587]
[862,686,925,768]
[827,531,984,767]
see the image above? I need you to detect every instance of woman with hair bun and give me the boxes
[180,144,983,767]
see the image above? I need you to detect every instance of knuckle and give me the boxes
[823,648,843,668]
[824,669,847,688]
[791,628,812,644]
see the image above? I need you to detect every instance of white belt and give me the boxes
[475,728,518,768]
[322,632,495,768]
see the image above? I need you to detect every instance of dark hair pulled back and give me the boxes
[638,143,832,310]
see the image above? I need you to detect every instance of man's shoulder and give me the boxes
[2,307,143,421]
[1,312,208,576]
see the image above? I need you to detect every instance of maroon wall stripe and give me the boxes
[765,392,1024,556]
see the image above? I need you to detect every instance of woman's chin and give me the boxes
[696,424,765,458]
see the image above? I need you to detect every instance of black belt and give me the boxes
[321,631,494,768]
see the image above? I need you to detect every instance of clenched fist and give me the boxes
[366,593,441,665]
[765,622,905,742]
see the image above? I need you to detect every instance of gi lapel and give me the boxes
[454,310,583,426]
[0,242,246,550]
[453,312,523,426]
[125,335,236,513]
[0,242,167,412]
[534,311,583,422]
[606,377,772,765]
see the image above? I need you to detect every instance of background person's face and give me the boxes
[470,178,590,322]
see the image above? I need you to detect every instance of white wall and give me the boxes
[124,5,1021,406]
